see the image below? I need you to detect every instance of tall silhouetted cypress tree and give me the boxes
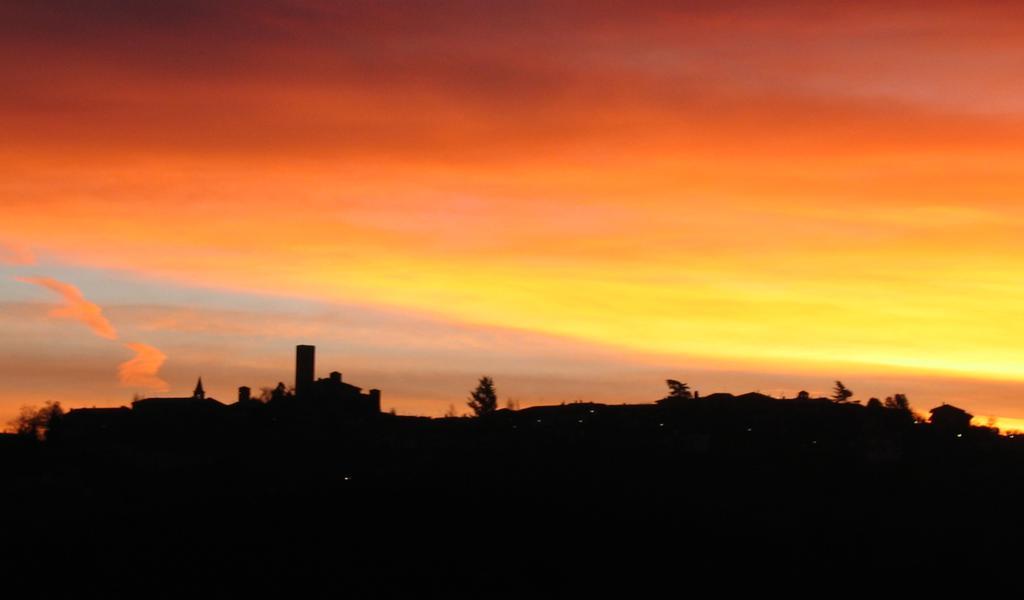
[468,376,498,417]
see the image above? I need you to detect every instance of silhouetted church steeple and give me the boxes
[193,377,205,401]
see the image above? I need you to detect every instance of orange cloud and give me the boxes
[118,342,169,391]
[13,277,171,393]
[16,276,118,340]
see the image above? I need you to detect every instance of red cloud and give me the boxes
[16,276,118,340]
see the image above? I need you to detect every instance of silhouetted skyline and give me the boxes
[5,2,1024,431]
[11,343,1006,443]
[6,3,1024,594]
[5,339,1021,593]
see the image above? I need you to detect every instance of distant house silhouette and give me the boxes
[60,406,132,440]
[699,392,738,403]
[929,404,973,433]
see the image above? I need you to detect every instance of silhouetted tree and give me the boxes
[884,394,911,411]
[467,376,498,417]
[831,381,853,403]
[9,401,64,441]
[665,380,692,399]
[270,382,292,403]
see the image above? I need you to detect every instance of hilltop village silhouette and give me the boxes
[40,343,989,448]
[4,344,1023,593]
[55,344,382,439]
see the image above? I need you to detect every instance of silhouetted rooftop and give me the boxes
[132,397,225,410]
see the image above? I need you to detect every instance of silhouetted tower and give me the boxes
[193,377,205,400]
[296,345,315,400]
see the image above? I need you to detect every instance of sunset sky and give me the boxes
[3,1,1024,428]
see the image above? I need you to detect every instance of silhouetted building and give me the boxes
[60,406,132,440]
[296,345,315,399]
[132,377,225,415]
[291,345,381,417]
[309,371,381,415]
[929,404,973,433]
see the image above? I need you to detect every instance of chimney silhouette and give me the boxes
[295,345,315,400]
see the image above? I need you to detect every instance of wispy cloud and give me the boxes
[14,276,171,392]
[118,342,169,391]
[0,242,35,266]
[16,276,118,340]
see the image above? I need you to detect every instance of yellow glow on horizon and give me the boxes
[974,416,1024,435]
[5,157,1024,390]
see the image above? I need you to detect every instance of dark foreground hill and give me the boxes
[3,396,1023,596]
